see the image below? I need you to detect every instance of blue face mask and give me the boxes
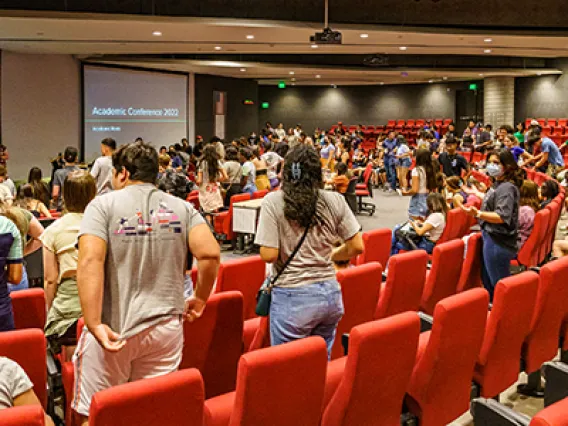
[486,163,503,178]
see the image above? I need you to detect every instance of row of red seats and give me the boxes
[525,118,568,128]
[3,254,568,425]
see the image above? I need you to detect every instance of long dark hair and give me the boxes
[201,145,220,181]
[27,167,48,203]
[488,149,524,188]
[282,145,323,228]
[415,149,437,192]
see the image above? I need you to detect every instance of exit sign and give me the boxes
[278,81,286,89]
[261,102,270,109]
[469,83,478,90]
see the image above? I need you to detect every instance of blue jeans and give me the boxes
[384,158,397,189]
[8,268,29,293]
[270,280,344,359]
[481,231,516,301]
[391,225,436,255]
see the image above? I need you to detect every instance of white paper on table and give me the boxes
[233,207,258,234]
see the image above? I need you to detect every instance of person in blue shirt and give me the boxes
[382,131,398,192]
[529,129,565,177]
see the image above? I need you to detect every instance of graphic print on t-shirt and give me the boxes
[114,200,182,236]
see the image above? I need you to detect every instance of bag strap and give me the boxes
[268,221,311,289]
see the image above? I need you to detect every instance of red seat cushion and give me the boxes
[0,406,45,426]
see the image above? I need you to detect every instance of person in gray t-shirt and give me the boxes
[0,357,54,425]
[52,146,80,210]
[255,145,363,357]
[74,141,220,421]
[90,138,116,195]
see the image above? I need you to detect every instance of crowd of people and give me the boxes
[0,115,566,425]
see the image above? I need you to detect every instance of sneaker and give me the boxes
[396,188,403,196]
[388,188,394,193]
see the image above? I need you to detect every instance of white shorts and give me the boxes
[71,316,183,417]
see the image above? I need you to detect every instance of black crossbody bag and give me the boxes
[255,222,312,316]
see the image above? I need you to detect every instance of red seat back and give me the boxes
[375,251,427,319]
[474,272,538,398]
[436,209,466,244]
[10,288,46,330]
[545,200,562,257]
[354,228,392,268]
[456,233,483,293]
[420,239,465,315]
[523,257,568,374]
[90,369,204,426]
[517,209,550,267]
[333,263,382,359]
[0,406,45,426]
[322,313,420,426]
[215,255,265,320]
[216,193,251,239]
[0,329,47,408]
[531,397,568,426]
[180,292,244,398]
[407,289,489,426]
[252,190,269,200]
[248,316,271,352]
[220,337,328,426]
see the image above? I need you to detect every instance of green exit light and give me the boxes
[469,83,478,90]
[261,102,270,109]
[278,81,286,89]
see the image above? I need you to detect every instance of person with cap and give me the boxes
[90,138,116,195]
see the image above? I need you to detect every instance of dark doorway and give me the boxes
[455,88,484,134]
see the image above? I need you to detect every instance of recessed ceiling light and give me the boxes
[379,82,384,85]
[315,75,321,78]
[246,35,254,40]
[443,76,448,80]
[214,46,222,50]
[484,38,493,43]
[360,34,369,38]
[152,31,162,36]
[240,68,246,72]
[291,77,296,81]
[429,79,434,83]
[484,49,492,53]
[289,71,295,75]
[332,84,337,88]
[537,72,542,76]
[311,44,319,49]
[479,73,484,76]
[399,46,407,51]
[292,83,296,86]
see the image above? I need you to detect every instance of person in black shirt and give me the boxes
[438,136,470,177]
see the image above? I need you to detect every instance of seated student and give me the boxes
[504,133,533,165]
[518,180,539,248]
[328,162,350,194]
[392,192,448,254]
[0,357,55,425]
[539,179,559,209]
[528,129,565,176]
[552,237,568,259]
[438,136,469,178]
[157,154,192,200]
[222,147,243,206]
[445,176,468,209]
[16,185,51,219]
[40,171,96,359]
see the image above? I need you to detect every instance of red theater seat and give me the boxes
[531,397,568,426]
[90,369,204,426]
[214,193,251,242]
[521,257,568,390]
[0,406,45,426]
[10,288,46,330]
[456,232,483,293]
[215,255,265,320]
[420,239,464,315]
[204,337,328,426]
[406,289,489,426]
[436,208,469,244]
[374,250,427,319]
[0,329,47,409]
[332,263,382,359]
[322,313,420,426]
[252,190,268,199]
[180,291,244,398]
[473,272,538,398]
[353,228,392,268]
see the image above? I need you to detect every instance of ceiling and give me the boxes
[0,11,565,85]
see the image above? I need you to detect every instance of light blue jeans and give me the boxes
[270,280,344,359]
[8,268,29,293]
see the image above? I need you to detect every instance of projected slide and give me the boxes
[83,65,188,162]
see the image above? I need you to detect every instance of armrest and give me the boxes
[203,392,235,426]
[543,361,568,407]
[418,311,433,333]
[470,398,530,426]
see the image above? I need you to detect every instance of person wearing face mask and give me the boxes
[461,149,523,301]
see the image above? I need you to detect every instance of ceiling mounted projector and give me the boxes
[310,27,343,45]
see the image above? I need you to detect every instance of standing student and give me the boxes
[438,136,469,177]
[402,149,438,220]
[462,149,522,301]
[222,147,243,206]
[52,147,80,210]
[261,144,284,189]
[90,138,116,195]
[197,145,227,218]
[394,136,412,194]
[27,167,51,207]
[383,131,398,192]
[73,141,220,424]
[255,145,363,358]
[0,215,23,331]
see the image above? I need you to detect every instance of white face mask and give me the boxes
[486,163,503,178]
